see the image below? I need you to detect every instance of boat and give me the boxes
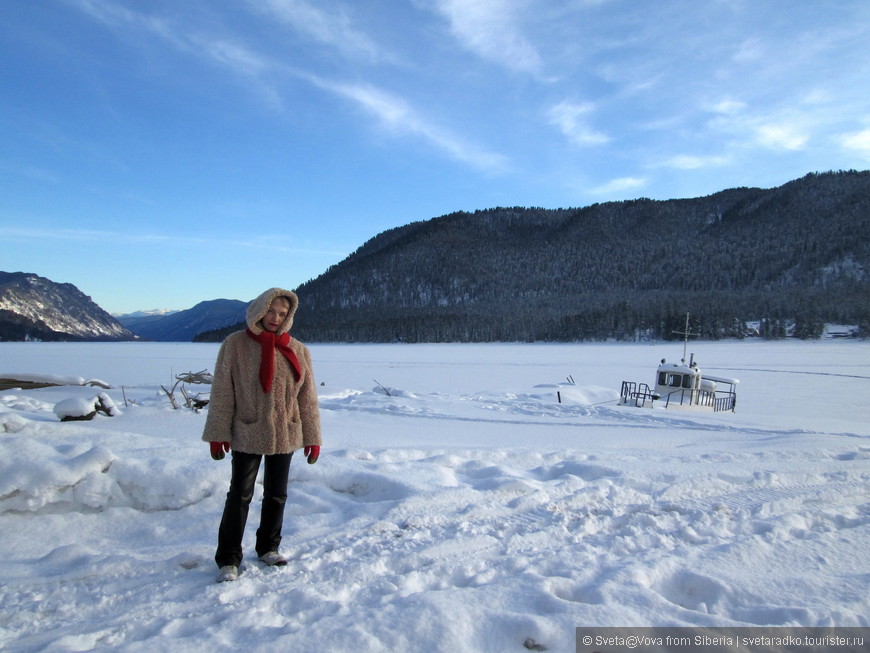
[619,315,739,412]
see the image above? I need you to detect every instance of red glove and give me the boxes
[210,441,230,460]
[304,445,320,464]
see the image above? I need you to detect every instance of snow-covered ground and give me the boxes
[0,339,868,652]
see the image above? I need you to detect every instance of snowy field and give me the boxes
[0,339,868,652]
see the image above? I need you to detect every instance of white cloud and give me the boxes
[590,176,647,196]
[709,107,813,153]
[755,123,809,150]
[840,128,870,158]
[801,89,833,105]
[547,101,609,146]
[426,0,543,74]
[320,80,509,172]
[708,99,747,115]
[327,82,413,127]
[659,155,730,170]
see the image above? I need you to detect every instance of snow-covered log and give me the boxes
[54,393,120,422]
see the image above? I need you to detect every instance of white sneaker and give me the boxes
[217,565,239,582]
[259,551,287,567]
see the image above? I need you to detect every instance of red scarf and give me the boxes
[246,328,301,392]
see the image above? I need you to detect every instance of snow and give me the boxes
[52,396,103,420]
[0,339,868,652]
[52,393,120,420]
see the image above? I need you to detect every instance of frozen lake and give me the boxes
[1,339,868,652]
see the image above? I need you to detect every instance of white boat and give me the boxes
[619,315,739,412]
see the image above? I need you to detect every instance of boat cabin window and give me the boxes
[660,372,680,387]
[658,372,695,389]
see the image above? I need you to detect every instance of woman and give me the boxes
[203,287,322,582]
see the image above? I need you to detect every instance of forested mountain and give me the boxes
[200,171,870,343]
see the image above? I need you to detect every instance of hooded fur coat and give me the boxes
[201,288,322,455]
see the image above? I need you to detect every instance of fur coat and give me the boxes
[201,288,322,455]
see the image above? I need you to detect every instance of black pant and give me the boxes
[215,450,293,568]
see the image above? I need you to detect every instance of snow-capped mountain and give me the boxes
[116,300,247,342]
[113,309,178,319]
[0,272,134,341]
[114,310,181,339]
[0,271,248,342]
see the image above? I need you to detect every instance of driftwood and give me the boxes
[0,378,57,391]
[160,384,180,409]
[60,411,98,422]
[161,370,212,410]
[86,379,111,389]
[175,371,213,385]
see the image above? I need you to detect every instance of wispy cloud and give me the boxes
[68,0,505,172]
[71,0,175,41]
[0,225,175,245]
[753,123,809,151]
[197,37,272,78]
[254,0,390,63]
[70,0,281,103]
[658,155,730,170]
[707,99,747,116]
[731,37,765,64]
[707,107,813,153]
[425,0,543,74]
[590,176,647,196]
[316,80,509,172]
[547,101,609,146]
[0,226,345,257]
[840,128,870,159]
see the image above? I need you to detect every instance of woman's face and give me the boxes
[261,298,290,333]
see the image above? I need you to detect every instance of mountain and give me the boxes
[119,300,247,342]
[114,309,178,319]
[266,170,867,342]
[0,272,134,341]
[0,270,246,342]
[115,310,179,337]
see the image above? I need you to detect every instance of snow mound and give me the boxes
[53,392,121,420]
[0,439,220,514]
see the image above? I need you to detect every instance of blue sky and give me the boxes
[2,0,869,315]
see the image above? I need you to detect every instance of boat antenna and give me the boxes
[672,312,699,362]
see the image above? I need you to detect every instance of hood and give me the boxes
[245,287,299,336]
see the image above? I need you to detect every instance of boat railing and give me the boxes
[620,381,658,408]
[621,380,737,412]
[713,392,737,412]
[662,388,737,412]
